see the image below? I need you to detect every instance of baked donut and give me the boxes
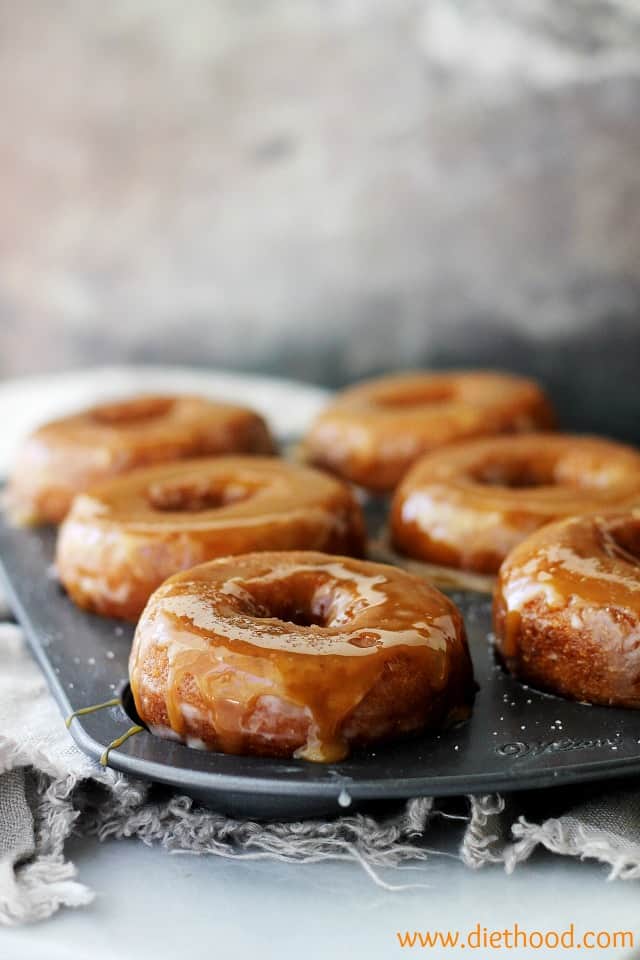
[304,370,555,492]
[390,434,640,585]
[129,551,475,762]
[56,457,366,620]
[5,394,274,525]
[494,513,640,707]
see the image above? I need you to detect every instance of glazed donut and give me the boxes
[390,434,640,584]
[129,551,475,762]
[56,457,366,621]
[494,513,640,708]
[304,370,555,492]
[5,394,274,525]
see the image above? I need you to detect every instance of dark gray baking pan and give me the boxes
[2,511,640,819]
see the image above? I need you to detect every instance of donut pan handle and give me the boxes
[2,512,640,820]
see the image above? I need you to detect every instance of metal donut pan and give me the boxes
[2,503,640,819]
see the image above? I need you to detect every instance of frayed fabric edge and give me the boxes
[461,795,505,868]
[506,815,640,879]
[0,771,94,927]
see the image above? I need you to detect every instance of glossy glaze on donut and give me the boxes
[56,457,366,620]
[391,434,640,577]
[304,370,555,492]
[494,513,640,707]
[130,551,475,762]
[5,394,275,525]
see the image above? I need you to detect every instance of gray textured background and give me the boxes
[0,1,639,437]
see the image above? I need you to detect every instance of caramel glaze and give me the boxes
[304,370,555,492]
[494,512,640,708]
[129,551,476,762]
[391,434,640,576]
[56,457,367,621]
[5,394,275,525]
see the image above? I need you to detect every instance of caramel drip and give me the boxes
[63,697,145,767]
[161,628,432,762]
[100,725,145,766]
[65,697,120,728]
[499,610,522,660]
[161,632,445,762]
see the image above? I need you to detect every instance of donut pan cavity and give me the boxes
[2,512,640,819]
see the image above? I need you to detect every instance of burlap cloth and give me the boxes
[2,368,640,926]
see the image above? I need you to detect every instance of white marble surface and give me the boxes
[3,828,639,960]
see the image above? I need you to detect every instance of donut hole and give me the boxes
[252,594,328,628]
[147,478,256,512]
[470,457,555,489]
[261,603,327,628]
[91,395,175,425]
[373,382,454,409]
[604,518,640,566]
[239,574,337,628]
